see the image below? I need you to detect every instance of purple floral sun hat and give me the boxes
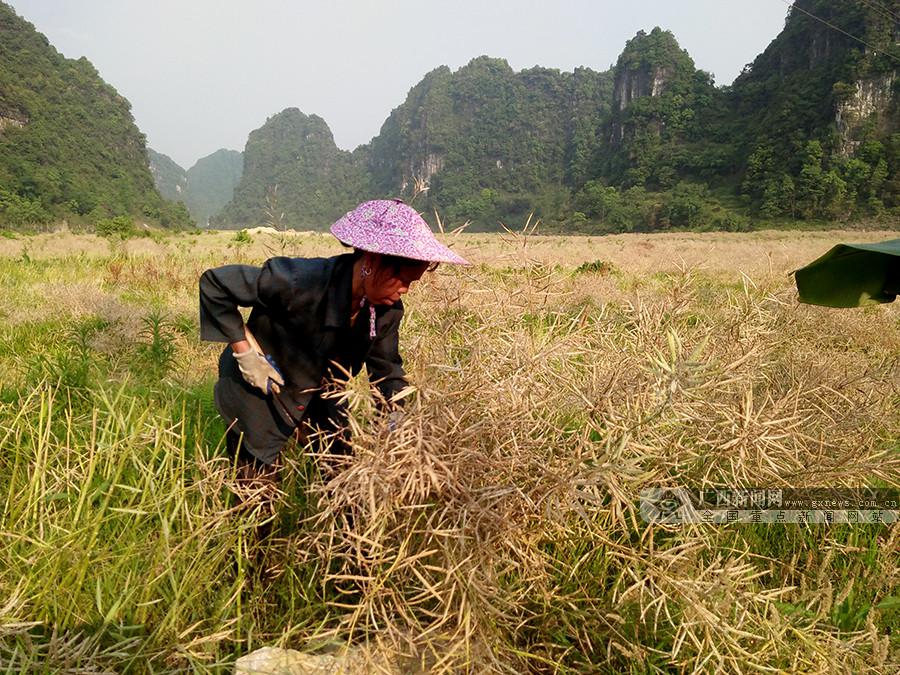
[330,199,469,265]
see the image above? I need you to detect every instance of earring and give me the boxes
[361,266,371,277]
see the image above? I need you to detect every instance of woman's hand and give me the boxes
[387,409,405,432]
[233,349,285,395]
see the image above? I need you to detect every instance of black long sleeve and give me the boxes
[199,257,314,343]
[198,264,263,343]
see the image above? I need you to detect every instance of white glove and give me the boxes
[233,349,285,395]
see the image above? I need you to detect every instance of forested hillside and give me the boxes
[366,59,614,226]
[2,0,896,232]
[0,2,190,229]
[726,0,900,220]
[216,0,898,231]
[213,108,369,229]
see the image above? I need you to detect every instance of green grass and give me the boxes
[0,233,897,672]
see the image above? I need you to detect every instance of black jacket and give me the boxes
[199,252,407,424]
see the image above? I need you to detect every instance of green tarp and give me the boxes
[792,238,900,308]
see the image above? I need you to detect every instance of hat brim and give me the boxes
[330,220,470,265]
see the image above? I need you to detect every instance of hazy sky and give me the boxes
[10,0,790,169]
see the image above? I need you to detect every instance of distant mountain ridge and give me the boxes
[216,0,898,231]
[184,149,243,226]
[147,148,243,226]
[0,2,190,229]
[2,0,896,232]
[147,149,187,202]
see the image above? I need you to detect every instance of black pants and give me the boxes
[215,347,352,467]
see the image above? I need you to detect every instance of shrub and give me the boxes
[713,212,753,232]
[95,215,135,238]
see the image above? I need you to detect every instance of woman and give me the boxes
[199,199,469,474]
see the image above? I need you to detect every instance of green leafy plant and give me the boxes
[134,310,176,381]
[95,216,135,239]
[232,229,252,245]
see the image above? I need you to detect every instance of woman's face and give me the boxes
[364,255,428,306]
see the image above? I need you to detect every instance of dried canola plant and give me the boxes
[0,229,897,673]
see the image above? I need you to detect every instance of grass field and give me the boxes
[0,227,897,673]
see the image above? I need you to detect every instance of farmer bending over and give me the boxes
[199,199,469,476]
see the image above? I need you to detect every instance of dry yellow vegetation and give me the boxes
[0,227,896,673]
